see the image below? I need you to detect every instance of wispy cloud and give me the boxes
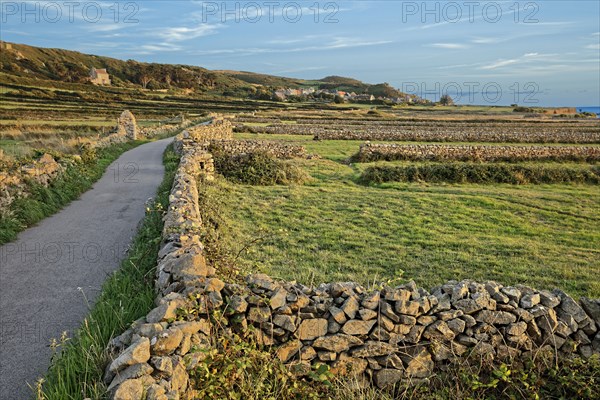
[479,52,557,70]
[267,35,325,45]
[191,36,392,56]
[470,52,599,77]
[77,41,122,49]
[471,37,500,44]
[156,23,224,42]
[320,37,392,50]
[429,43,468,49]
[480,59,520,70]
[140,43,182,52]
[188,2,354,24]
[86,23,126,33]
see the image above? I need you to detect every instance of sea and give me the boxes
[576,106,600,118]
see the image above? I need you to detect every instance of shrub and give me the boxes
[213,150,307,185]
[514,106,536,113]
[354,144,600,163]
[359,163,600,185]
[439,94,454,106]
[188,333,325,400]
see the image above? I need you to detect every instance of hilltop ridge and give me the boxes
[0,41,409,98]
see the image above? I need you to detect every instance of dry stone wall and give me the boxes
[235,120,600,144]
[184,115,234,143]
[356,143,600,163]
[0,153,63,211]
[208,140,311,159]
[184,115,311,159]
[314,126,600,144]
[103,116,600,400]
[141,120,195,139]
[99,112,194,148]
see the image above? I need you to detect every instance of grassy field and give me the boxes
[206,132,600,298]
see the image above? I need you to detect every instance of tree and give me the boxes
[139,74,152,89]
[439,94,454,106]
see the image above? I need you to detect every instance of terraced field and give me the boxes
[205,109,600,298]
[235,114,600,143]
[0,77,294,159]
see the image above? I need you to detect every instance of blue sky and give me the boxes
[1,0,599,106]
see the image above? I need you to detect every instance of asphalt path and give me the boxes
[0,137,172,399]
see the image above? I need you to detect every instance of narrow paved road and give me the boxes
[0,138,172,399]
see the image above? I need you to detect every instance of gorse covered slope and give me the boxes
[0,41,249,93]
[0,41,408,97]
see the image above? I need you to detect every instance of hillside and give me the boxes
[0,41,408,98]
[219,71,408,97]
[0,41,255,95]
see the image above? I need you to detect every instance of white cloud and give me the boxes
[480,59,520,70]
[157,23,224,42]
[585,43,600,50]
[322,37,392,50]
[472,52,599,76]
[267,35,325,45]
[429,43,468,49]
[187,2,353,24]
[191,36,392,56]
[471,37,500,44]
[140,43,182,52]
[86,23,126,33]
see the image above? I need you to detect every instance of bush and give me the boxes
[213,151,307,185]
[188,333,325,400]
[359,163,600,185]
[354,144,600,163]
[514,106,536,113]
[439,94,454,106]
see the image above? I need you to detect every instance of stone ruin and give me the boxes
[117,110,139,140]
[102,117,600,400]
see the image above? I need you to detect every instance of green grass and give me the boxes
[0,138,33,158]
[0,119,115,126]
[208,136,600,298]
[39,145,179,400]
[234,132,363,161]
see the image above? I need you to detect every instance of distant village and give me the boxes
[272,87,427,104]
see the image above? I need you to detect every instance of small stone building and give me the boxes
[90,67,111,85]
